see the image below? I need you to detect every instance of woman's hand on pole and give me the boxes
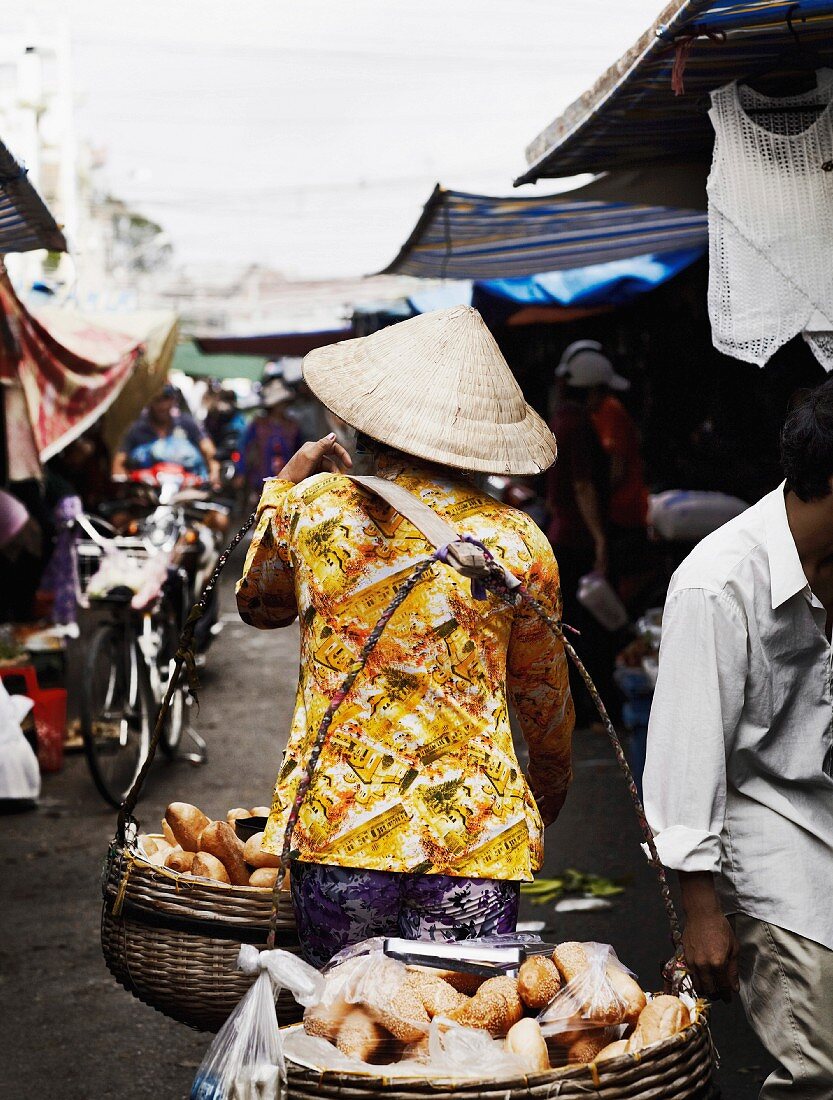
[280,434,353,484]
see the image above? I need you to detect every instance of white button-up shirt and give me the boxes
[644,483,833,949]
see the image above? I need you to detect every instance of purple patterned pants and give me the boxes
[290,861,521,968]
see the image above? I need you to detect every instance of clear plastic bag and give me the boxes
[537,942,645,1067]
[191,946,323,1100]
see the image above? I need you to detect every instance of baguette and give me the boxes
[249,867,280,889]
[304,996,351,1041]
[505,1018,550,1072]
[628,995,690,1051]
[226,807,252,826]
[190,852,231,884]
[369,975,430,1042]
[448,975,523,1035]
[161,819,177,846]
[243,831,282,869]
[405,970,469,1018]
[199,820,250,886]
[550,943,621,1024]
[605,962,646,1025]
[165,802,210,852]
[336,1007,389,1063]
[597,1038,629,1062]
[518,956,561,1010]
[567,1028,613,1064]
[165,849,196,873]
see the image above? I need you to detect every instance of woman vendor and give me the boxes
[236,305,574,967]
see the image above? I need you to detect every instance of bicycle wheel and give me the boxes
[81,620,152,808]
[155,606,186,758]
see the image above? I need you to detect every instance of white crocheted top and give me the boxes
[707,69,833,368]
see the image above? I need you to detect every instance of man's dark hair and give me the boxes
[781,379,833,501]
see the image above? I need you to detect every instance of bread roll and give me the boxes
[518,956,561,1010]
[505,1018,550,1072]
[138,835,159,856]
[369,975,430,1042]
[628,996,690,1051]
[249,867,280,889]
[551,943,620,1024]
[227,807,252,825]
[336,1007,389,1063]
[199,820,250,886]
[567,1028,612,1064]
[243,831,282,869]
[190,852,231,884]
[411,967,483,995]
[249,805,271,818]
[449,975,523,1035]
[406,970,469,1017]
[165,848,196,873]
[161,819,177,846]
[165,802,210,852]
[304,996,351,1041]
[597,1038,629,1062]
[605,962,646,1025]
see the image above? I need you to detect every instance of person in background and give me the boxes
[555,341,648,605]
[236,305,573,967]
[645,379,833,1097]
[546,354,613,725]
[235,376,305,504]
[113,383,220,487]
[203,388,246,450]
[0,490,43,621]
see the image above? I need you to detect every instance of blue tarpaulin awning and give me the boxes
[0,140,67,254]
[517,0,833,182]
[382,186,707,281]
[407,247,704,319]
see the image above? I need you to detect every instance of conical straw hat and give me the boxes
[303,305,557,475]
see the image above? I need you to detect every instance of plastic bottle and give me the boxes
[576,573,629,632]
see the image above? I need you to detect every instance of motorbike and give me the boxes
[115,461,230,656]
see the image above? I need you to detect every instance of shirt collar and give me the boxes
[764,482,810,610]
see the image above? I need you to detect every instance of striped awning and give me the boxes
[517,0,833,183]
[0,140,67,254]
[380,186,707,280]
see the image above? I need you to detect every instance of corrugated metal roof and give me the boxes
[380,185,707,280]
[517,0,833,183]
[0,139,67,253]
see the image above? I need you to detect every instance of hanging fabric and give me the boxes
[707,69,833,369]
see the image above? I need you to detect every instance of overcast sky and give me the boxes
[9,1,661,279]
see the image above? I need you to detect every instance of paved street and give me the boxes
[2,549,771,1099]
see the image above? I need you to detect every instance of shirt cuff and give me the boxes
[642,825,722,873]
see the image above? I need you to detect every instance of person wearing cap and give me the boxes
[235,376,307,504]
[113,384,220,487]
[236,306,574,966]
[555,341,648,595]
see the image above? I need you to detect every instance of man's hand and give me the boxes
[679,871,740,1002]
[280,434,353,484]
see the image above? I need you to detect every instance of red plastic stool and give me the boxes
[0,664,67,773]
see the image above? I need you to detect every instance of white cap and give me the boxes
[556,340,630,391]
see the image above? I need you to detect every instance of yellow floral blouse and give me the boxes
[236,458,574,881]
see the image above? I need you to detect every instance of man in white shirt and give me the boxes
[644,381,833,1098]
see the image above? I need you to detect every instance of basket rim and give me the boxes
[281,1011,709,1088]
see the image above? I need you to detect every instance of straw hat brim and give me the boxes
[303,308,557,476]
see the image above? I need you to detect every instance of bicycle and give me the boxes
[74,513,203,808]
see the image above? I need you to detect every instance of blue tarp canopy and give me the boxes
[408,247,703,317]
[381,186,707,281]
[0,139,66,254]
[518,0,833,182]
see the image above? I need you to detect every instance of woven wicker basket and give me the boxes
[283,1012,715,1100]
[101,838,303,1032]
